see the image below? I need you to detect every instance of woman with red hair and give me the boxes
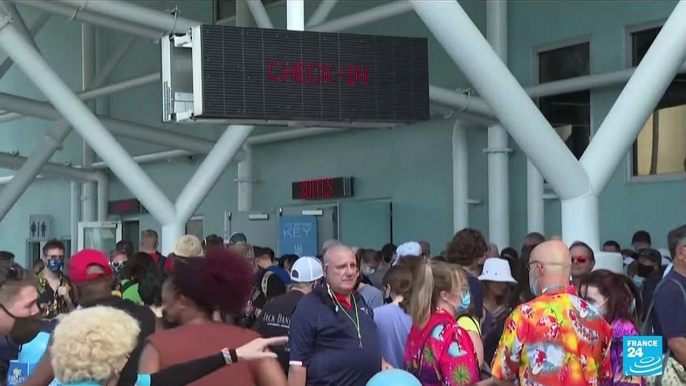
[138,247,287,386]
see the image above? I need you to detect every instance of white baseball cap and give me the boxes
[290,256,324,283]
[392,241,422,266]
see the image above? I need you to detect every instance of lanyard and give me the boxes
[333,295,363,348]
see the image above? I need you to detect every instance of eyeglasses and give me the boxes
[110,261,125,269]
[527,261,541,271]
[571,255,588,263]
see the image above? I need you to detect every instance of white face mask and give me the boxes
[588,298,608,317]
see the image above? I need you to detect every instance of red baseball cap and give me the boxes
[69,249,113,283]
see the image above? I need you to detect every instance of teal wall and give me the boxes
[0,1,683,266]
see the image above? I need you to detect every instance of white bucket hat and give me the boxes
[478,258,517,283]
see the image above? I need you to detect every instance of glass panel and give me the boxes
[538,42,591,159]
[631,27,686,176]
[634,106,686,176]
[83,227,118,254]
[186,219,204,240]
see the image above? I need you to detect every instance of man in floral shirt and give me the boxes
[487,240,612,386]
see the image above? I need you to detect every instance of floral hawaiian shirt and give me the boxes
[404,308,480,386]
[491,285,613,386]
[36,272,74,319]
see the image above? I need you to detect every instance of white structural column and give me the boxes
[82,23,97,222]
[287,0,305,31]
[70,182,80,255]
[486,0,510,248]
[527,160,545,234]
[0,31,135,222]
[310,1,413,33]
[237,144,253,212]
[0,18,177,226]
[452,120,469,232]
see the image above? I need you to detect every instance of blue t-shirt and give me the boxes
[267,265,291,285]
[372,303,411,369]
[289,288,381,386]
[651,269,686,351]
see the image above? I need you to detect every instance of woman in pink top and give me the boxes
[404,260,480,386]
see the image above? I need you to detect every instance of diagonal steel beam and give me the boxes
[247,0,274,29]
[0,35,136,221]
[0,12,49,80]
[306,0,338,27]
[411,0,590,201]
[580,0,686,194]
[309,1,412,33]
[0,152,98,182]
[0,15,177,225]
[0,2,39,51]
[14,1,161,39]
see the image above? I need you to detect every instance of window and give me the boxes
[214,0,282,22]
[537,42,591,159]
[631,27,686,177]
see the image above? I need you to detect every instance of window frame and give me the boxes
[625,19,686,183]
[533,36,594,189]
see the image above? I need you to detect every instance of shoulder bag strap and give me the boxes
[417,322,448,383]
[641,277,673,334]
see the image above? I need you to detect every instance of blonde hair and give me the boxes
[230,242,255,259]
[51,306,140,384]
[409,260,466,327]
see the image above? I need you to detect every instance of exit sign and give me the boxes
[292,177,354,200]
[108,199,147,215]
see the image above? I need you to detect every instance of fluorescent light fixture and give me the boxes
[301,209,323,216]
[248,213,269,220]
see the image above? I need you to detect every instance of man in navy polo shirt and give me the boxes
[288,245,384,386]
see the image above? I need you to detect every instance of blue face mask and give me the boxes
[632,276,645,288]
[361,266,376,276]
[529,269,540,296]
[457,290,471,313]
[46,259,64,273]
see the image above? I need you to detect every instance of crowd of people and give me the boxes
[0,224,683,386]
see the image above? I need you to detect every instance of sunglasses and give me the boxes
[110,261,126,269]
[571,255,588,263]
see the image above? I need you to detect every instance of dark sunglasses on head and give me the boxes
[571,255,588,263]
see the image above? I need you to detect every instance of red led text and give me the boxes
[299,178,334,200]
[268,61,369,86]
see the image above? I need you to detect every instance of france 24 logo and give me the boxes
[623,336,663,376]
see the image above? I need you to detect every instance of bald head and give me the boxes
[323,245,357,295]
[323,244,355,265]
[531,240,571,267]
[529,241,572,295]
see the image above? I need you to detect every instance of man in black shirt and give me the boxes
[22,249,157,386]
[254,256,323,373]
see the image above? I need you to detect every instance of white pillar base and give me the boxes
[161,222,185,256]
[561,194,599,250]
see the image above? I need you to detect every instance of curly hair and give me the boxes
[445,228,488,267]
[170,247,253,316]
[51,306,139,384]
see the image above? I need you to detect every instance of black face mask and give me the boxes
[637,263,655,278]
[161,309,181,330]
[0,304,42,345]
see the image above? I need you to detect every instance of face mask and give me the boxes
[161,309,181,330]
[457,291,471,313]
[629,297,637,314]
[361,266,375,276]
[529,269,540,297]
[587,298,607,317]
[637,263,654,278]
[0,304,42,345]
[632,276,645,288]
[112,264,125,278]
[45,259,64,273]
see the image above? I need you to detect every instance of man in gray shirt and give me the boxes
[369,243,396,289]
